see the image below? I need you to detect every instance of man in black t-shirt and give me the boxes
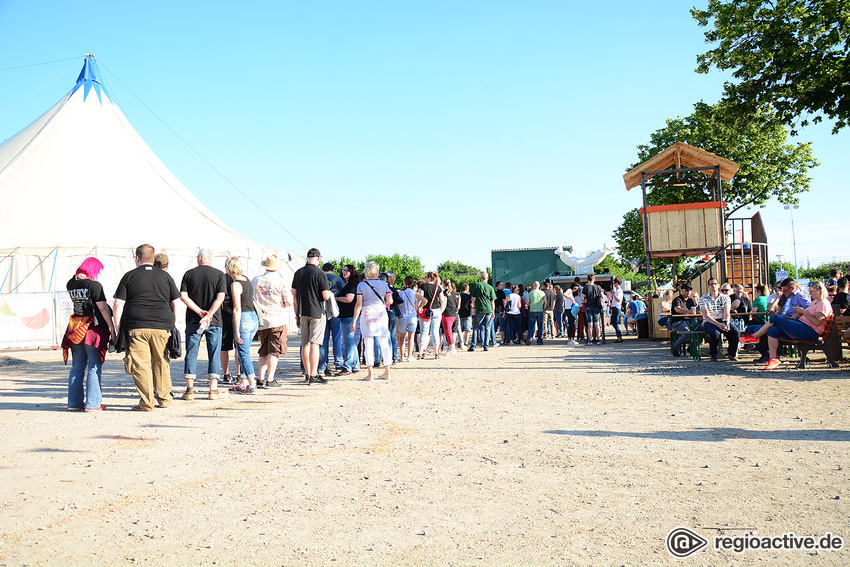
[292,248,332,384]
[180,248,227,401]
[113,244,181,411]
[669,283,698,357]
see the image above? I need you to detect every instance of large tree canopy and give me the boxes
[613,102,817,263]
[692,0,850,134]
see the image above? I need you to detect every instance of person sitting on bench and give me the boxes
[698,278,740,362]
[670,284,698,357]
[741,281,833,370]
[741,279,810,363]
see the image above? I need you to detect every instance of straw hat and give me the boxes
[261,255,284,271]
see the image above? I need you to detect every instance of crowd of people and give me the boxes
[662,274,848,370]
[59,244,850,411]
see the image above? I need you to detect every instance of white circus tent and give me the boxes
[0,55,302,348]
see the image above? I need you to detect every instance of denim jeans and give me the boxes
[526,311,545,343]
[68,343,103,410]
[388,311,399,361]
[506,313,522,342]
[338,317,361,372]
[319,316,343,372]
[701,321,739,358]
[610,307,622,339]
[470,313,493,348]
[488,315,497,346]
[766,314,820,342]
[184,324,223,378]
[744,324,769,356]
[419,310,442,350]
[235,311,259,379]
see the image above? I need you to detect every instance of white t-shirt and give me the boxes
[506,293,521,315]
[610,288,623,310]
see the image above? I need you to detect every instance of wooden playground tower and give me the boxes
[623,142,770,301]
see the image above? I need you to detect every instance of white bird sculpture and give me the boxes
[555,244,614,275]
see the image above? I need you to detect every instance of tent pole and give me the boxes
[48,247,59,293]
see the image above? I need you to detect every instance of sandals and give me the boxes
[417,353,425,360]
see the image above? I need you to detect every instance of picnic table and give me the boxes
[669,312,768,360]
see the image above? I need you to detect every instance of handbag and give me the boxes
[570,304,580,318]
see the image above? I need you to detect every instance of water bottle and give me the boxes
[196,320,209,334]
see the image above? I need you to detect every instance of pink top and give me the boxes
[800,300,833,335]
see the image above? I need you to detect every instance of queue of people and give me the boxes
[62,244,847,412]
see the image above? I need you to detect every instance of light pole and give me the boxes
[784,204,799,279]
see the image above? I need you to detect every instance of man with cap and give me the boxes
[291,248,332,384]
[252,254,292,388]
[669,283,698,356]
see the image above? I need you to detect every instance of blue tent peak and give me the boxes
[71,54,109,103]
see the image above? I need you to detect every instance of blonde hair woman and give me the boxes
[351,261,393,381]
[226,256,260,393]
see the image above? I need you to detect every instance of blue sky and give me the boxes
[1,1,846,272]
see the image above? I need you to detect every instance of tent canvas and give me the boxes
[0,55,302,347]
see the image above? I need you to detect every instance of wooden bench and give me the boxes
[779,315,839,369]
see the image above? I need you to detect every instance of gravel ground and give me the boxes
[1,332,848,566]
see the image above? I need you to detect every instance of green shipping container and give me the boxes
[491,246,573,286]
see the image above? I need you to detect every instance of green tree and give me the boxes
[366,253,425,281]
[692,0,850,134]
[613,102,817,265]
[437,260,483,287]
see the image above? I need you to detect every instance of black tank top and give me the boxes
[236,278,255,312]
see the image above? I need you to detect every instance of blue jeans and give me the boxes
[68,343,103,410]
[489,315,497,346]
[745,324,769,357]
[611,307,622,339]
[527,311,544,343]
[701,321,739,358]
[766,314,820,342]
[319,316,343,372]
[388,311,399,361]
[470,313,493,348]
[184,324,223,379]
[419,311,442,350]
[235,311,259,379]
[506,313,522,343]
[338,317,360,372]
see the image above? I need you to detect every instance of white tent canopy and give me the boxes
[0,55,302,347]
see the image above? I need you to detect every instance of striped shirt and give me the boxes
[698,292,730,321]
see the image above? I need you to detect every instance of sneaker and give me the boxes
[754,355,770,364]
[710,355,718,361]
[265,379,283,388]
[567,340,577,346]
[256,380,267,389]
[467,347,476,352]
[85,404,106,412]
[727,354,739,361]
[181,389,195,401]
[362,375,373,381]
[671,347,681,357]
[131,404,153,412]
[339,370,353,376]
[739,334,759,344]
[311,376,329,384]
[245,386,257,395]
[764,358,782,370]
[483,346,489,351]
[219,373,234,385]
[208,390,227,400]
[324,369,335,377]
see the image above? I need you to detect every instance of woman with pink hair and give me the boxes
[61,257,116,411]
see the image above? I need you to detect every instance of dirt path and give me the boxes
[1,335,848,565]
